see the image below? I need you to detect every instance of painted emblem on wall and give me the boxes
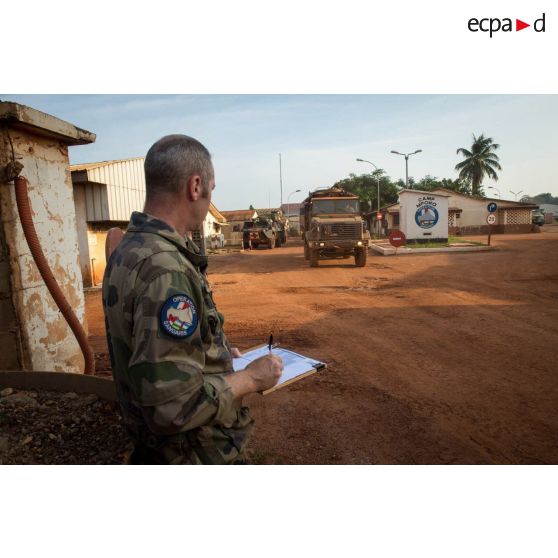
[415,205,439,229]
[160,294,198,338]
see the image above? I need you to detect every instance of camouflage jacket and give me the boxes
[102,212,253,464]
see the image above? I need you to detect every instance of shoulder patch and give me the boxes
[160,294,198,338]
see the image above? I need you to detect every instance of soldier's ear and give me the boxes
[186,175,203,201]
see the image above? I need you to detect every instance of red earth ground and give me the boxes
[86,229,558,464]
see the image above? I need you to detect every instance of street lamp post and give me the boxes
[509,190,523,201]
[286,189,301,232]
[487,186,501,199]
[356,158,381,238]
[390,149,422,187]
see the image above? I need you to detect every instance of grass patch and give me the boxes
[405,237,487,249]
[448,236,486,246]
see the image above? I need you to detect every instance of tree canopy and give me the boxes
[336,170,399,213]
[524,193,558,205]
[334,172,472,212]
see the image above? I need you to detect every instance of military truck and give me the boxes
[300,186,370,267]
[242,217,278,249]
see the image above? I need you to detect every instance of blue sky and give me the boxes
[2,95,557,210]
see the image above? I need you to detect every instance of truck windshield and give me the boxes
[312,199,360,215]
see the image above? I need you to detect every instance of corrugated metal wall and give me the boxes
[85,158,145,221]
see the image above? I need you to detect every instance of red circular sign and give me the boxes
[377,212,383,220]
[389,230,406,247]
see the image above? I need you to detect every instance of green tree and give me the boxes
[337,171,399,213]
[531,193,558,205]
[455,134,502,196]
[414,175,471,195]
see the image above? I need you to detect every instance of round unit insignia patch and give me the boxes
[160,294,198,338]
[415,205,439,229]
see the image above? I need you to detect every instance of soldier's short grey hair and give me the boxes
[144,134,213,201]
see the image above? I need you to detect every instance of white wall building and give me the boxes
[380,189,540,236]
[399,189,449,242]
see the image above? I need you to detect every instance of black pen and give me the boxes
[268,334,273,352]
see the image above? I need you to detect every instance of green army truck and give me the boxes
[300,186,370,267]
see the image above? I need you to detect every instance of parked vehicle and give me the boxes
[532,210,545,226]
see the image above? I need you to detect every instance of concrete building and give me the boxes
[0,101,95,373]
[380,188,539,236]
[432,189,539,234]
[399,189,449,243]
[220,209,258,246]
[281,202,301,234]
[538,204,558,223]
[202,203,228,250]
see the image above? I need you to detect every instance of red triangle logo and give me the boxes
[516,19,530,31]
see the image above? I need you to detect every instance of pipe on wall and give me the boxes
[14,176,95,375]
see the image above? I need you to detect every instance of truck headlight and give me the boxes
[319,242,325,247]
[357,241,363,246]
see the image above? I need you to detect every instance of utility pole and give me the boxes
[279,153,283,208]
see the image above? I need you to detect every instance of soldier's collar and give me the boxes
[128,212,208,271]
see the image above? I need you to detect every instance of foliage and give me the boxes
[522,193,558,205]
[336,170,400,213]
[335,171,474,212]
[455,133,502,196]
[413,175,472,195]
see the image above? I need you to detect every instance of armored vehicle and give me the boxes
[256,208,288,246]
[242,217,278,249]
[300,186,370,267]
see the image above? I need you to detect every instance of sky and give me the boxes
[2,94,557,210]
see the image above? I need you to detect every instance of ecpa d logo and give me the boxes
[468,13,546,37]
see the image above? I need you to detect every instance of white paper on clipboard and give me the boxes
[232,346,325,394]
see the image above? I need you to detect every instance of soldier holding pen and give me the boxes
[102,134,283,464]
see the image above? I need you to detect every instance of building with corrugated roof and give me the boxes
[71,157,228,286]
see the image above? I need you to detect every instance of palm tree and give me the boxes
[455,134,502,196]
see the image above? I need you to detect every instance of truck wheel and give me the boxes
[355,248,367,267]
[310,250,319,267]
[304,243,310,260]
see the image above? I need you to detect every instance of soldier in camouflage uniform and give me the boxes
[102,135,283,464]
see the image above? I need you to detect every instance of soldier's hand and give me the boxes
[230,347,243,358]
[245,354,283,392]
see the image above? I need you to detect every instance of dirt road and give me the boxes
[86,229,558,464]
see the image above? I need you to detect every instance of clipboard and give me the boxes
[232,344,326,395]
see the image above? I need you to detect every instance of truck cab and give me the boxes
[300,186,370,267]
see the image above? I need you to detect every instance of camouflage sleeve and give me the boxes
[126,270,236,436]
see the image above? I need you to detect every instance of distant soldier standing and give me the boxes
[102,135,283,464]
